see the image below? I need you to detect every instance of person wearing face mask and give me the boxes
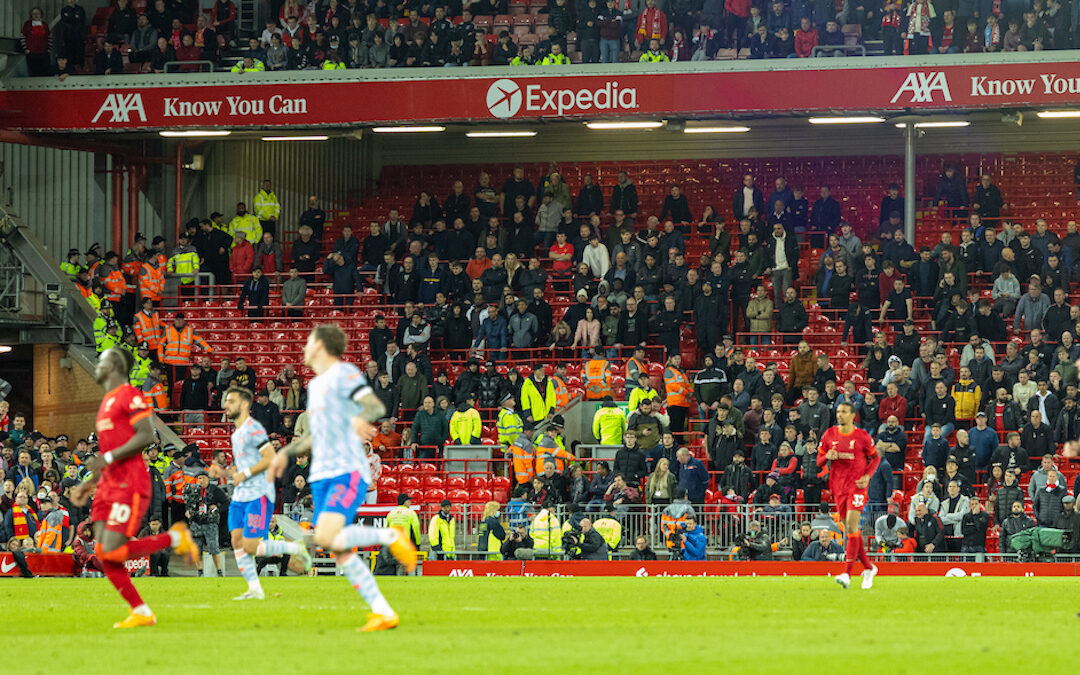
[477,501,506,560]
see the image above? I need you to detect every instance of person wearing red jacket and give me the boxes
[878,382,908,430]
[793,16,818,56]
[21,7,52,76]
[635,0,668,46]
[229,232,255,284]
[724,0,751,50]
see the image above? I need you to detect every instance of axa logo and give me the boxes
[486,78,639,119]
[448,568,474,576]
[635,567,648,577]
[92,93,147,123]
[891,72,952,104]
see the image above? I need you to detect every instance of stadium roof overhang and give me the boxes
[1,52,1080,133]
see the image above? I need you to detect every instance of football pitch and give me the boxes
[5,575,1074,673]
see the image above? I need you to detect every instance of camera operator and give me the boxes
[574,517,609,560]
[671,515,706,561]
[800,528,845,561]
[737,519,773,560]
[501,525,535,560]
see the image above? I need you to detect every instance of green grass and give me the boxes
[4,576,1074,673]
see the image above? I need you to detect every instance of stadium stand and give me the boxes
[19,0,1080,75]
[10,146,1080,563]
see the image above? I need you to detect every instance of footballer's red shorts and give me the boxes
[834,488,869,520]
[90,482,150,538]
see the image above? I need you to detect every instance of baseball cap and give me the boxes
[975,411,987,418]
[440,498,452,507]
[551,414,565,427]
[1065,496,1076,504]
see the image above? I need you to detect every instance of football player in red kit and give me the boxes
[72,348,199,627]
[817,402,881,589]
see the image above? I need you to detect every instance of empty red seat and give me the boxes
[400,475,421,489]
[470,488,493,503]
[424,488,446,504]
[447,488,470,503]
[468,475,489,490]
[446,476,467,489]
[422,475,444,489]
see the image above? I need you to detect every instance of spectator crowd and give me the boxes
[21,0,1080,77]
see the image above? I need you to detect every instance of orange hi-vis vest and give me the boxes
[552,376,570,409]
[584,359,613,400]
[144,379,168,411]
[100,268,126,302]
[134,310,163,351]
[510,436,536,485]
[35,518,64,552]
[663,366,692,408]
[139,262,165,302]
[165,465,184,503]
[160,324,212,365]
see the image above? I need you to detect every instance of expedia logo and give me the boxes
[891,72,952,104]
[92,93,147,123]
[485,78,639,119]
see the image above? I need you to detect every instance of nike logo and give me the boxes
[1,559,17,573]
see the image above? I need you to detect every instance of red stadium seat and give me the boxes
[422,475,444,489]
[400,475,421,489]
[470,488,493,503]
[446,476,467,489]
[447,488,470,503]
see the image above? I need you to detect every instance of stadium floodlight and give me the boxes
[585,121,664,130]
[893,121,970,128]
[158,130,232,137]
[371,126,446,133]
[1036,110,1080,118]
[683,126,751,134]
[465,131,538,138]
[261,135,330,141]
[807,117,885,125]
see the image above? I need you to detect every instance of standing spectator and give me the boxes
[281,267,307,318]
[254,232,284,281]
[238,267,270,321]
[959,498,990,553]
[1033,469,1067,526]
[58,0,88,66]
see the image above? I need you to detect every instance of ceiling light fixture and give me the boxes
[370,126,446,133]
[808,116,885,125]
[893,121,970,128]
[158,130,232,137]
[585,121,664,130]
[682,126,751,134]
[261,135,330,141]
[465,131,538,138]
[1036,110,1080,119]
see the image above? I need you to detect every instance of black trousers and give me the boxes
[149,551,170,576]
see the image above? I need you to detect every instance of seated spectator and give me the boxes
[801,528,844,561]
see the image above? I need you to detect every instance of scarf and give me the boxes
[907,1,934,34]
[985,23,1000,47]
[11,505,37,538]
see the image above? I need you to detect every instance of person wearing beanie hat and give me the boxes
[384,493,422,550]
[427,497,457,560]
[593,395,627,446]
[449,396,482,445]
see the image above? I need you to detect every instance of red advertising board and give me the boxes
[2,61,1079,131]
[424,559,1080,577]
[0,552,76,577]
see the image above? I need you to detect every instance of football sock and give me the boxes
[844,533,860,576]
[102,559,145,610]
[256,539,301,556]
[856,536,873,570]
[338,553,393,617]
[124,534,172,558]
[234,550,261,591]
[332,525,396,551]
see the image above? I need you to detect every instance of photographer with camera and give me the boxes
[736,520,774,560]
[669,515,706,561]
[565,517,608,560]
[501,524,535,560]
[800,527,845,561]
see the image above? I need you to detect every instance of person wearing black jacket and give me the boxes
[610,172,638,217]
[477,365,507,411]
[810,187,842,233]
[720,451,753,501]
[575,174,604,217]
[95,39,125,74]
[179,365,213,414]
[190,220,230,285]
[923,381,956,439]
[500,525,534,560]
[972,174,1004,221]
[911,501,946,553]
[660,185,693,223]
[238,267,270,320]
[251,389,282,436]
[453,359,482,405]
[1021,410,1053,462]
[960,498,990,553]
[617,297,649,349]
[614,435,648,484]
[733,174,765,220]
